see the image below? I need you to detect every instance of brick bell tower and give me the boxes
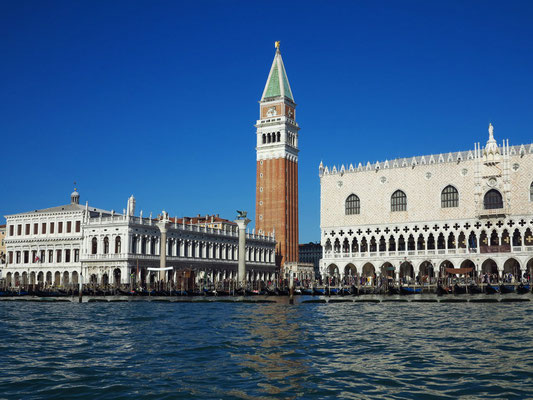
[255,42,299,268]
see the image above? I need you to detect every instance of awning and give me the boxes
[445,267,473,275]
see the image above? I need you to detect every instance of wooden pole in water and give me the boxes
[78,272,83,303]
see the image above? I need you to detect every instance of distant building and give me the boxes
[299,242,322,278]
[320,124,533,281]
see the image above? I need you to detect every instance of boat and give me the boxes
[340,287,352,296]
[301,288,313,295]
[388,286,400,295]
[245,289,260,296]
[265,287,279,296]
[351,286,359,296]
[436,285,450,296]
[328,287,339,295]
[485,284,499,294]
[467,284,482,294]
[313,287,326,295]
[278,288,289,296]
[293,288,302,295]
[516,284,531,294]
[453,284,467,295]
[499,285,515,294]
[399,286,421,295]
[215,289,230,296]
[204,289,218,296]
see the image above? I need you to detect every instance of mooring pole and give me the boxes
[78,272,83,303]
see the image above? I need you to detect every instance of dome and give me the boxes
[71,189,80,204]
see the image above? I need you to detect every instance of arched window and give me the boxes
[530,182,533,201]
[277,132,281,142]
[441,185,459,208]
[391,190,407,212]
[115,236,121,253]
[484,189,503,209]
[262,134,266,144]
[345,194,360,215]
[91,237,97,254]
[103,237,109,254]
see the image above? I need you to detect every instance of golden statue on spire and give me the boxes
[275,41,280,50]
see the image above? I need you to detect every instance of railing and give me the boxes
[322,245,532,259]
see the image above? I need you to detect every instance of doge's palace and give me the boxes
[319,124,533,282]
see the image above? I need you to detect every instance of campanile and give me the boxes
[255,42,299,267]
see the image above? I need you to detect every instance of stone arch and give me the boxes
[439,260,455,276]
[437,233,446,250]
[6,272,12,287]
[490,230,499,246]
[103,236,110,254]
[360,237,368,253]
[46,271,52,285]
[457,231,466,249]
[72,271,79,285]
[481,258,498,275]
[54,271,61,286]
[342,237,350,253]
[361,262,375,277]
[327,264,340,277]
[92,237,98,254]
[399,262,414,280]
[22,272,28,287]
[417,234,425,250]
[427,233,435,250]
[333,238,341,253]
[418,261,434,280]
[324,238,332,252]
[398,235,406,251]
[344,263,357,277]
[512,228,522,246]
[63,271,69,286]
[14,272,20,287]
[525,228,533,246]
[351,237,359,253]
[447,232,456,249]
[527,258,533,277]
[102,273,109,286]
[90,274,98,284]
[407,234,415,251]
[459,259,476,276]
[503,258,521,277]
[37,271,44,285]
[379,236,386,252]
[388,236,396,252]
[381,262,395,279]
[113,268,121,286]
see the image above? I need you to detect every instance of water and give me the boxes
[1,299,533,399]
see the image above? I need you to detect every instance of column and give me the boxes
[157,218,170,283]
[234,217,251,285]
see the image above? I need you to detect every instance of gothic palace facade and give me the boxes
[320,124,533,281]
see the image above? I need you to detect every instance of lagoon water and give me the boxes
[1,299,533,399]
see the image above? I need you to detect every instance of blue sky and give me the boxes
[1,1,532,242]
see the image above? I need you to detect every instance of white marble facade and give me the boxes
[319,125,533,281]
[3,193,277,288]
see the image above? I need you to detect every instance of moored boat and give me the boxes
[399,286,421,295]
[301,288,313,295]
[499,285,515,294]
[485,284,499,294]
[467,284,482,294]
[453,284,467,295]
[436,285,450,296]
[313,287,326,295]
[516,284,531,294]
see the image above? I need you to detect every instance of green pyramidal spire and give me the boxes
[261,47,294,102]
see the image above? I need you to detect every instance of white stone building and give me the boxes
[3,192,277,288]
[319,124,533,282]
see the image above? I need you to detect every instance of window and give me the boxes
[40,250,45,263]
[50,222,54,234]
[115,237,121,253]
[32,250,37,263]
[345,194,360,215]
[9,225,13,236]
[74,249,79,262]
[484,189,503,209]
[67,221,72,233]
[92,238,98,254]
[48,250,53,263]
[42,223,46,234]
[104,237,109,254]
[391,190,407,212]
[34,223,38,234]
[441,185,459,208]
[25,224,30,235]
[58,222,63,233]
[75,221,81,233]
[530,182,533,201]
[24,251,29,263]
[65,249,71,263]
[17,224,21,235]
[8,251,13,264]
[16,251,21,263]
[56,249,62,263]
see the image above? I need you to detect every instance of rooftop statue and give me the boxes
[236,210,247,220]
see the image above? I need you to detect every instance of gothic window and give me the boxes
[484,189,503,209]
[91,237,97,254]
[345,194,360,215]
[391,190,407,212]
[103,237,109,254]
[530,182,533,201]
[441,185,458,208]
